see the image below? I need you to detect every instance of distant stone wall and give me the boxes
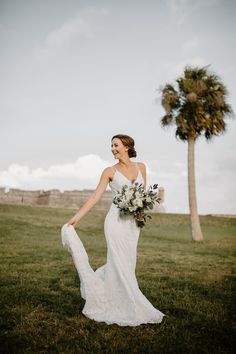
[0,186,165,212]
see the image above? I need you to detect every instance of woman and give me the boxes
[61,134,165,326]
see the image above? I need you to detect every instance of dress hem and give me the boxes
[82,310,166,327]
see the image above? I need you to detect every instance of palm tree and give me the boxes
[160,66,233,241]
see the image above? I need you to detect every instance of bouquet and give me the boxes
[113,182,161,228]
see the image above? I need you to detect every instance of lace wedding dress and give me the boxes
[61,164,165,326]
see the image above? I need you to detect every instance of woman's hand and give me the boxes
[67,214,79,227]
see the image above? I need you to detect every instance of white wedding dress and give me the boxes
[61,164,165,326]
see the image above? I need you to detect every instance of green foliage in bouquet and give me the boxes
[113,182,161,228]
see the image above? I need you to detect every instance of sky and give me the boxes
[1,0,236,214]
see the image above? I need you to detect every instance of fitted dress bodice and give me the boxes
[109,167,144,196]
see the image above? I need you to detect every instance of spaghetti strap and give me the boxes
[110,166,117,183]
[135,162,140,172]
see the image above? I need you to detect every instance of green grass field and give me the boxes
[0,203,235,354]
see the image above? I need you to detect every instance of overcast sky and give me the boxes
[1,0,236,214]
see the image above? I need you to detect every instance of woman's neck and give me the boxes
[118,157,133,169]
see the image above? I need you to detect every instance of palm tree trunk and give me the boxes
[188,136,203,241]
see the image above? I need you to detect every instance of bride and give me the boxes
[61,134,165,326]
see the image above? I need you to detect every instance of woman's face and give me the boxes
[111,138,128,159]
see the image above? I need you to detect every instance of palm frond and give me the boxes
[161,114,174,127]
[159,65,234,141]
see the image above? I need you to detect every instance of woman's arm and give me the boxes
[67,167,112,227]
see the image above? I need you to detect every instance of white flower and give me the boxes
[125,189,133,200]
[120,201,128,209]
[135,191,142,198]
[129,206,138,212]
[133,198,143,208]
[113,182,160,228]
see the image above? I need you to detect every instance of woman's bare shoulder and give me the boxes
[137,162,146,170]
[104,165,116,172]
[102,166,116,179]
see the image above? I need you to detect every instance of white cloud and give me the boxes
[0,155,160,190]
[0,155,183,212]
[0,154,110,191]
[34,6,109,62]
[0,154,235,214]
